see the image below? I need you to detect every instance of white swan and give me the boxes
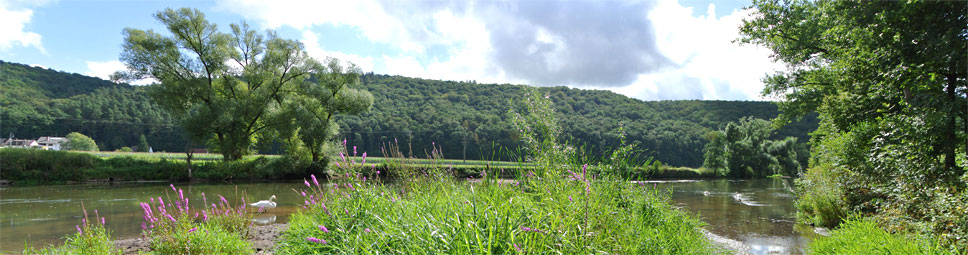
[250,195,277,211]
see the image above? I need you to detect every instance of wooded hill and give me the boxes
[0,60,817,167]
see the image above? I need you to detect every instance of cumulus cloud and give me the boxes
[217,0,780,100]
[617,1,782,100]
[0,0,47,53]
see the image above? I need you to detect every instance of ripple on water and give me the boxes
[0,198,72,205]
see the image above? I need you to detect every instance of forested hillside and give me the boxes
[0,61,186,151]
[0,61,816,167]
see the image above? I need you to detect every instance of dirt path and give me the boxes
[113,224,288,254]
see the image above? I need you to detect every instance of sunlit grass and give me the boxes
[277,169,713,254]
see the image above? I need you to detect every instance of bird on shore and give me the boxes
[703,191,711,196]
[250,195,277,212]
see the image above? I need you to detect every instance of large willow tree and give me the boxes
[117,8,371,163]
[740,0,967,248]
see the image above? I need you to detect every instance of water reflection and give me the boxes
[654,179,817,255]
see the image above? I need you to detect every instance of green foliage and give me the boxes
[277,57,373,167]
[0,149,314,183]
[279,173,712,254]
[119,8,323,161]
[810,219,949,255]
[508,87,573,177]
[0,148,96,182]
[64,132,98,151]
[137,134,149,152]
[24,208,119,255]
[741,0,967,249]
[2,59,817,167]
[117,147,133,152]
[140,184,253,254]
[701,117,800,178]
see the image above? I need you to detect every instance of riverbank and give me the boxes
[1,149,712,185]
[114,224,287,255]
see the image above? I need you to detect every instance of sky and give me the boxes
[0,0,782,101]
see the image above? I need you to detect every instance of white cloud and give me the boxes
[85,60,154,85]
[0,0,46,53]
[616,0,781,100]
[300,30,376,72]
[216,0,424,53]
[218,0,778,100]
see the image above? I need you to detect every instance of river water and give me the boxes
[0,179,813,253]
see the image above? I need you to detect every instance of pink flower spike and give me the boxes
[301,191,307,197]
[76,225,82,234]
[170,184,176,191]
[364,228,371,233]
[515,244,522,252]
[101,217,105,225]
[306,237,327,244]
[305,179,311,187]
[188,227,197,233]
[319,225,329,233]
[353,146,357,155]
[311,174,319,187]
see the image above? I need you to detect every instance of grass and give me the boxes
[277,167,714,254]
[810,218,952,255]
[23,206,121,255]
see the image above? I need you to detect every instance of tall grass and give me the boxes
[23,205,120,255]
[278,162,712,254]
[810,218,952,255]
[137,184,253,254]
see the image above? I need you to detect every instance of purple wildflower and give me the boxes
[188,227,197,233]
[353,146,357,155]
[361,152,367,165]
[515,244,522,252]
[306,237,327,244]
[305,179,311,187]
[364,228,371,233]
[76,225,83,234]
[319,225,329,233]
[167,214,176,222]
[170,184,176,191]
[101,217,105,225]
[301,191,307,197]
[311,174,319,187]
[568,195,573,202]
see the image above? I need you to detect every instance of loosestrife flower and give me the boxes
[514,244,522,252]
[188,227,197,233]
[319,225,329,233]
[76,225,83,234]
[520,226,544,233]
[170,184,176,191]
[364,228,371,233]
[305,179,311,187]
[311,174,319,187]
[306,237,327,244]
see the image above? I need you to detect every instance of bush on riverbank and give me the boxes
[0,148,314,184]
[810,218,949,255]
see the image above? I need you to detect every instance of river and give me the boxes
[0,179,814,253]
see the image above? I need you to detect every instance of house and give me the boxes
[1,138,40,149]
[36,136,68,151]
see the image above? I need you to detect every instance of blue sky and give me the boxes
[1,0,779,101]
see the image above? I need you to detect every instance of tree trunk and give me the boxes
[943,75,957,171]
[185,147,194,181]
